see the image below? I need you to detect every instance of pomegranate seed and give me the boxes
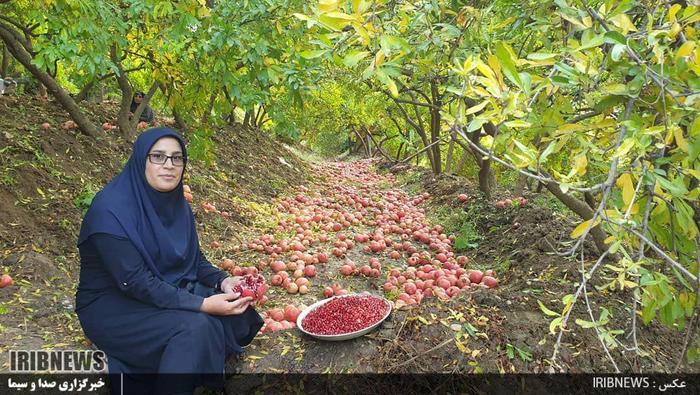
[302,295,389,335]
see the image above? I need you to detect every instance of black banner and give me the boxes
[0,373,698,394]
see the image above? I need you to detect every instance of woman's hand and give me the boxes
[220,276,243,294]
[200,293,252,316]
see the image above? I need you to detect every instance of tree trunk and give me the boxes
[390,94,434,167]
[454,130,496,197]
[1,43,9,76]
[454,148,469,175]
[445,137,455,174]
[396,142,404,161]
[544,181,609,254]
[75,79,96,103]
[200,92,217,126]
[243,110,252,128]
[173,108,188,135]
[110,44,135,137]
[513,174,527,196]
[429,80,442,174]
[478,159,496,197]
[0,23,97,136]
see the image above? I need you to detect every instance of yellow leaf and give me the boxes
[582,16,593,28]
[476,59,496,82]
[690,116,700,137]
[668,3,682,23]
[609,14,637,35]
[670,22,682,39]
[462,56,475,73]
[472,86,491,97]
[673,126,689,152]
[352,0,369,14]
[613,138,635,158]
[491,16,516,31]
[616,173,634,206]
[480,135,494,149]
[676,41,696,59]
[589,118,616,129]
[488,54,504,87]
[375,51,385,66]
[549,317,563,334]
[466,100,489,115]
[604,235,617,244]
[352,22,370,45]
[570,218,600,238]
[628,203,639,215]
[319,0,339,13]
[382,78,397,97]
[197,6,210,18]
[573,154,588,176]
[556,123,585,134]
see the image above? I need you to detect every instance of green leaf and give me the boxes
[467,118,487,133]
[526,52,558,61]
[594,95,625,112]
[495,42,523,89]
[300,50,327,59]
[657,177,688,197]
[539,141,557,163]
[575,318,597,329]
[505,120,531,128]
[343,50,369,67]
[506,344,515,359]
[576,32,606,51]
[641,297,658,324]
[611,44,627,61]
[538,300,560,317]
[604,31,627,45]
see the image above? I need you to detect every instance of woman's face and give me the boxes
[145,137,185,192]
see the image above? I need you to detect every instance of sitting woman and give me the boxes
[75,127,263,394]
[130,91,155,123]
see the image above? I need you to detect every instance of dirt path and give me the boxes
[220,158,694,380]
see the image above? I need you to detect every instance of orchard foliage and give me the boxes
[297,0,700,367]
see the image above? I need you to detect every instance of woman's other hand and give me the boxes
[201,293,252,315]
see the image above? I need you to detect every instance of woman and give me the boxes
[75,127,263,394]
[130,91,155,123]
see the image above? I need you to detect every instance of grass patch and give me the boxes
[73,183,99,214]
[283,143,326,164]
[395,170,423,195]
[427,202,484,252]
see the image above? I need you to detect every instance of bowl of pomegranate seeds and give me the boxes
[297,293,392,341]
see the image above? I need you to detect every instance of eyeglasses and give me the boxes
[146,153,185,166]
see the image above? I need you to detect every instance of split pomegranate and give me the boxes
[232,274,267,300]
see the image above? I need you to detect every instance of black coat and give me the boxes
[130,100,155,122]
